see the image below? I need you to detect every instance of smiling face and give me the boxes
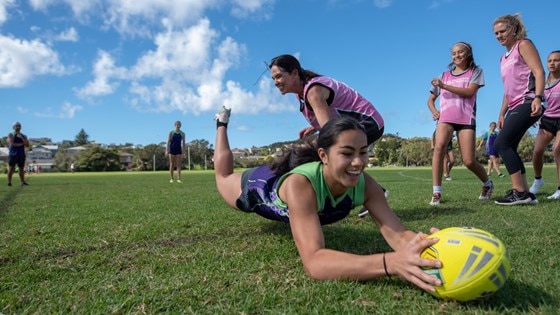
[270,65,299,95]
[493,22,516,49]
[451,44,470,69]
[319,129,368,196]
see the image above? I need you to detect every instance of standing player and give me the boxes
[477,122,505,178]
[529,50,560,199]
[427,42,493,206]
[492,14,545,205]
[165,121,186,183]
[7,122,30,187]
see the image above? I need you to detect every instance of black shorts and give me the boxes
[444,122,476,132]
[8,154,26,168]
[539,116,560,135]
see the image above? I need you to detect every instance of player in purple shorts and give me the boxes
[529,50,560,199]
[477,122,505,178]
[212,108,442,290]
[492,14,545,205]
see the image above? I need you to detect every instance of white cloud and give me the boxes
[60,102,83,118]
[0,0,15,25]
[34,102,83,118]
[0,35,69,87]
[55,27,79,42]
[76,50,127,98]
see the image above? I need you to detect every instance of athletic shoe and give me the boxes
[495,189,534,205]
[169,179,173,183]
[479,181,494,200]
[177,179,182,183]
[429,192,441,206]
[529,178,544,194]
[8,182,12,186]
[445,176,452,181]
[215,106,231,124]
[547,190,560,200]
[358,208,369,218]
[21,182,29,187]
[498,173,505,178]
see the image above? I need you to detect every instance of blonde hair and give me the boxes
[493,13,527,40]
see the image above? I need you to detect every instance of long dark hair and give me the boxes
[269,117,366,175]
[269,54,321,82]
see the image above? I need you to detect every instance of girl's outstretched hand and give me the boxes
[388,230,442,292]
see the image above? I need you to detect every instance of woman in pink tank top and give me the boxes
[492,13,545,206]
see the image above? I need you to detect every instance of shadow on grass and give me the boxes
[0,186,20,223]
[394,205,477,222]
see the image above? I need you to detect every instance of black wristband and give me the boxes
[535,95,545,101]
[383,252,390,276]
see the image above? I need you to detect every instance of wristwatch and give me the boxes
[535,95,545,101]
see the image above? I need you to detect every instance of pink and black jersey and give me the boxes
[544,79,560,118]
[299,76,384,135]
[431,67,484,126]
[500,40,537,110]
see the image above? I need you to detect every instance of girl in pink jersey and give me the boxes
[427,42,493,206]
[493,14,545,206]
[269,54,387,217]
[529,50,560,200]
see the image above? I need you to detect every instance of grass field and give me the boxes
[1,166,559,314]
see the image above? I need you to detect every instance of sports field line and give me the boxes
[397,170,431,182]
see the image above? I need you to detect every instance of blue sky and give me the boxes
[1,0,557,149]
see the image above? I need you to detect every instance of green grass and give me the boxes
[1,166,559,314]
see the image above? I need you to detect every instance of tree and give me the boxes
[133,144,167,171]
[53,148,73,172]
[75,129,90,146]
[399,137,432,166]
[188,139,213,170]
[76,146,121,171]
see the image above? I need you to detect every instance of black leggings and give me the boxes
[494,102,542,175]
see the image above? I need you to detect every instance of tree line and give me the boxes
[2,128,552,172]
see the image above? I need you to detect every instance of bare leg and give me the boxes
[214,120,243,208]
[175,155,182,181]
[456,129,489,183]
[532,129,554,178]
[7,166,15,185]
[432,124,454,187]
[553,134,560,188]
[446,151,455,177]
[168,155,174,180]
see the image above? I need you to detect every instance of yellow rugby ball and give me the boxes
[421,227,510,302]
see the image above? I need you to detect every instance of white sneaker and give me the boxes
[547,190,560,200]
[529,178,544,194]
[429,192,441,206]
[215,106,231,124]
[445,176,452,181]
